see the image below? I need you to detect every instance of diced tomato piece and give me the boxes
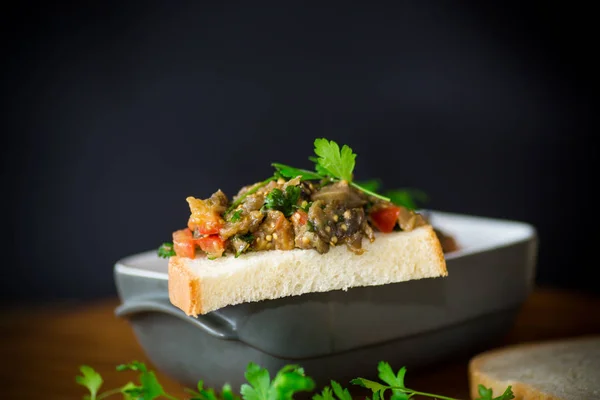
[291,210,308,226]
[173,228,196,258]
[187,197,225,235]
[195,235,225,258]
[370,205,401,233]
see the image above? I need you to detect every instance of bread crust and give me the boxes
[427,225,448,277]
[168,256,202,316]
[169,225,447,316]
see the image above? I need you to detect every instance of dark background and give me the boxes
[1,2,596,303]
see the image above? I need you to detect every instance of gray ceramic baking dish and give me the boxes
[114,211,538,389]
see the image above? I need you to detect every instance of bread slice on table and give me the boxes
[169,224,447,316]
[469,335,600,400]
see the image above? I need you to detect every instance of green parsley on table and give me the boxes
[76,360,514,400]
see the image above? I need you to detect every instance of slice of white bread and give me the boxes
[168,224,447,316]
[469,335,600,400]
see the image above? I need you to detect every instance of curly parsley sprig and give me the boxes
[76,360,513,400]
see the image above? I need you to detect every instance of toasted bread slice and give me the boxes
[168,224,447,316]
[469,335,600,400]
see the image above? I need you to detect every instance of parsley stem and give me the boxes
[96,388,124,399]
[227,176,277,213]
[271,163,324,181]
[350,182,391,202]
[392,387,460,400]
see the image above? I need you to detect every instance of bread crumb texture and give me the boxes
[169,225,447,315]
[469,335,600,400]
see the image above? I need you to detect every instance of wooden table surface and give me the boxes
[2,286,600,400]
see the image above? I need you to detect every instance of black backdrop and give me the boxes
[2,2,596,302]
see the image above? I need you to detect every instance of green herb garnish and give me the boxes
[75,366,103,400]
[476,384,515,400]
[115,361,175,399]
[239,233,255,243]
[271,163,323,181]
[355,179,383,193]
[186,381,240,400]
[233,233,255,258]
[313,138,356,182]
[240,363,315,400]
[306,220,315,232]
[351,361,514,400]
[273,139,388,202]
[157,243,176,258]
[263,186,301,217]
[77,360,513,400]
[313,380,352,400]
[384,189,429,211]
[299,200,311,213]
[228,209,244,223]
[228,176,278,213]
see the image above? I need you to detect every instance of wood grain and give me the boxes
[1,286,599,400]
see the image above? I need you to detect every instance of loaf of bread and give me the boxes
[168,224,447,316]
[469,335,600,400]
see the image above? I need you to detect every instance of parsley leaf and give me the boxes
[309,381,353,400]
[330,381,353,400]
[157,242,176,258]
[75,365,103,400]
[272,139,396,202]
[221,383,239,400]
[350,377,388,395]
[476,384,515,400]
[312,139,390,201]
[313,138,356,182]
[270,365,315,400]
[228,209,243,222]
[263,188,287,214]
[308,156,333,177]
[312,386,335,400]
[116,361,171,400]
[377,362,409,400]
[353,361,465,400]
[263,186,301,217]
[185,380,226,400]
[285,186,301,211]
[240,363,270,400]
[240,363,315,400]
[75,359,514,400]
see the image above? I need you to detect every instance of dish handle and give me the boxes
[115,296,238,341]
